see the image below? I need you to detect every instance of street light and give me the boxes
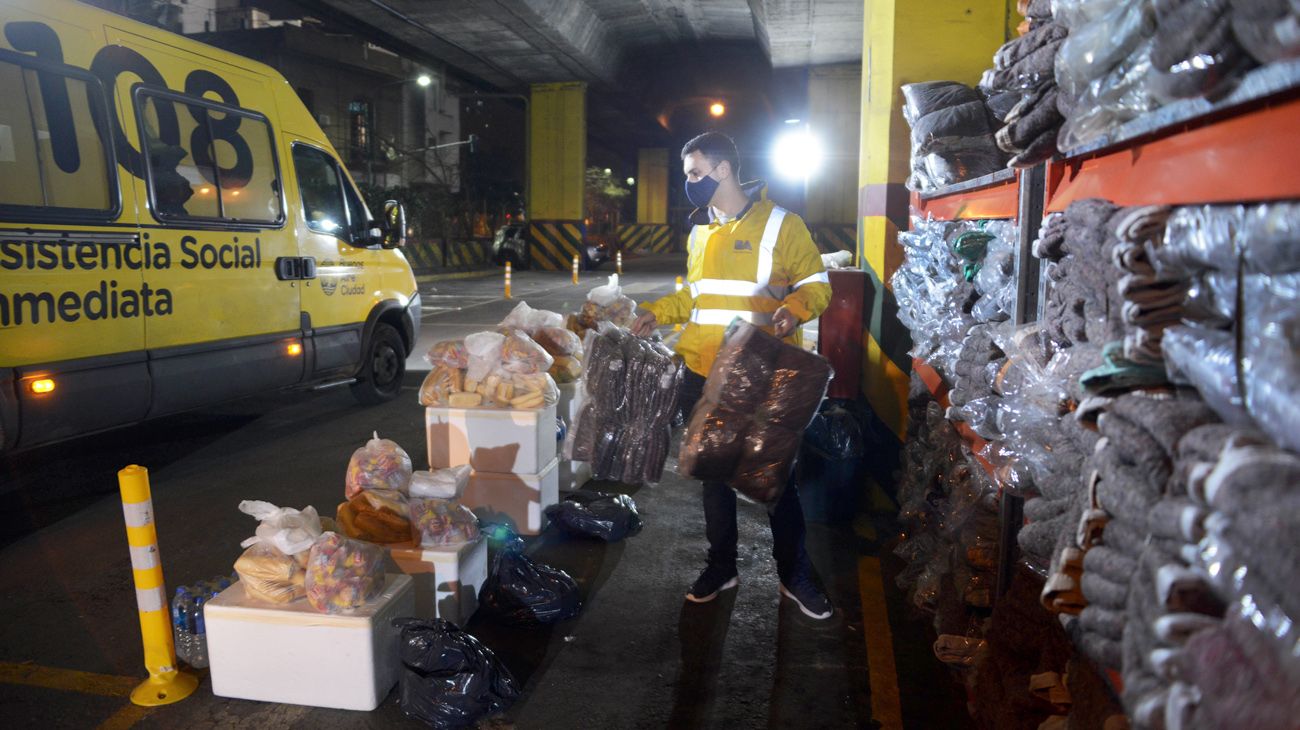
[626,177,635,186]
[416,74,432,87]
[710,102,726,117]
[772,127,824,181]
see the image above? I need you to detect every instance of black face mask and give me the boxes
[684,165,722,208]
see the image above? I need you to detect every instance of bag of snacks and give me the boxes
[409,466,478,548]
[577,276,639,330]
[345,432,413,499]
[233,500,323,604]
[304,532,386,613]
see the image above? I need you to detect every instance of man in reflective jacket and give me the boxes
[632,132,834,619]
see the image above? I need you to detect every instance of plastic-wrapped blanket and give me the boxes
[566,325,684,485]
[678,322,832,503]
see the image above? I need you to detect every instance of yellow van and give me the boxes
[0,0,420,451]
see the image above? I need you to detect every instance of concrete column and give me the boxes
[856,0,1012,439]
[806,64,861,255]
[528,82,587,270]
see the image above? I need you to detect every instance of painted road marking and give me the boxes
[859,556,903,730]
[0,661,154,729]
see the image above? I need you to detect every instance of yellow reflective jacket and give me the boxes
[644,191,831,376]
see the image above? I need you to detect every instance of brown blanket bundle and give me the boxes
[679,323,832,503]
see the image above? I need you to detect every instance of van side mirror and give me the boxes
[381,200,407,248]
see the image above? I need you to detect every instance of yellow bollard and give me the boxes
[118,465,198,707]
[616,251,623,275]
[504,261,512,299]
[572,255,580,285]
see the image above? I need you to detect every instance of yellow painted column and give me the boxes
[528,82,587,270]
[636,148,668,224]
[857,0,1013,439]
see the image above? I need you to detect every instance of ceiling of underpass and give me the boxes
[297,0,863,156]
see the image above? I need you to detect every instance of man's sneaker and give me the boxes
[686,565,739,603]
[779,572,833,619]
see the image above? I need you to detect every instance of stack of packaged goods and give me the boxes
[901,80,1010,191]
[423,329,562,535]
[891,186,1300,727]
[566,323,685,486]
[208,500,415,710]
[396,464,488,624]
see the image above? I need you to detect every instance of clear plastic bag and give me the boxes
[499,330,554,375]
[237,499,323,555]
[464,332,506,383]
[233,500,323,604]
[1150,0,1254,103]
[578,276,639,329]
[1054,0,1155,101]
[409,466,480,548]
[1057,40,1159,151]
[337,488,412,545]
[901,81,981,125]
[499,301,564,334]
[425,340,469,370]
[1241,273,1300,453]
[304,532,386,614]
[345,431,414,499]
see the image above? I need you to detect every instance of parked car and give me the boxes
[492,223,608,270]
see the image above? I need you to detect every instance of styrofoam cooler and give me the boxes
[205,574,414,711]
[426,403,558,473]
[461,456,560,535]
[386,538,488,626]
[559,459,592,490]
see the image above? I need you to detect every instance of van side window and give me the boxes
[293,144,349,238]
[0,54,116,219]
[136,90,283,225]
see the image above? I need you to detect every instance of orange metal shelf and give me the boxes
[1046,94,1300,212]
[910,171,1020,221]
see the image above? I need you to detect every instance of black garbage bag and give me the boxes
[479,535,582,626]
[394,618,520,729]
[544,491,643,542]
[797,401,867,524]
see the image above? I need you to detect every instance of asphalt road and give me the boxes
[0,253,965,729]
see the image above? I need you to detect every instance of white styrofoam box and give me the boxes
[559,459,592,490]
[556,381,583,427]
[462,456,560,536]
[426,402,558,474]
[205,574,413,711]
[386,537,488,626]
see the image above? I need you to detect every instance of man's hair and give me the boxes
[681,132,740,175]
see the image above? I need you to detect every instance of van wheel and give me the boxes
[351,323,405,405]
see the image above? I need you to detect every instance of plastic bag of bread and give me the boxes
[550,355,582,384]
[337,489,412,545]
[419,366,464,406]
[535,326,582,358]
[425,340,469,370]
[465,332,506,383]
[345,431,413,499]
[577,276,639,329]
[409,469,480,548]
[233,500,323,604]
[500,330,553,375]
[500,301,564,334]
[679,321,832,503]
[509,371,559,408]
[304,532,385,613]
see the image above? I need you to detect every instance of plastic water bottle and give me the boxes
[172,588,194,665]
[190,595,209,669]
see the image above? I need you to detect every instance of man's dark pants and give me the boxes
[678,369,812,585]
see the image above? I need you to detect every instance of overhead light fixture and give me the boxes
[626,177,635,186]
[416,74,432,87]
[603,168,612,175]
[710,102,726,117]
[772,128,825,182]
[784,118,801,125]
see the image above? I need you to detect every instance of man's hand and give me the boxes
[631,309,659,337]
[771,306,799,338]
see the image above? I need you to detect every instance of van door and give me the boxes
[288,140,380,379]
[0,14,150,448]
[98,28,304,415]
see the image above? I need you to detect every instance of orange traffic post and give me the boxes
[572,255,580,285]
[504,261,512,299]
[616,251,623,275]
[118,465,198,706]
